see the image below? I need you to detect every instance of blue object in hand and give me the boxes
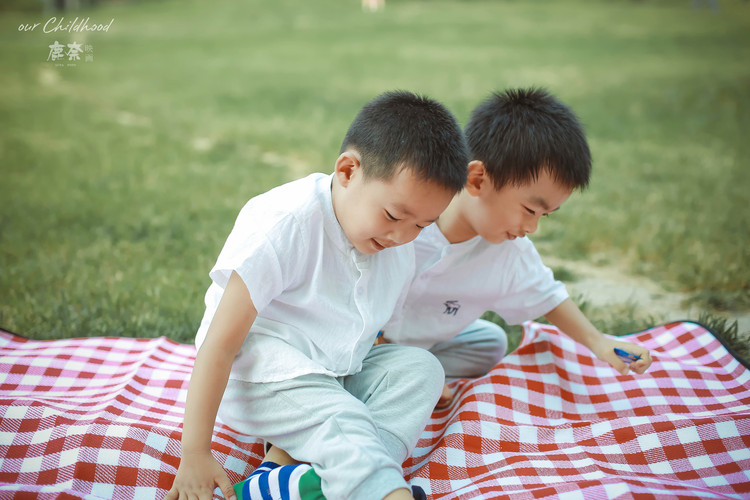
[614,347,641,363]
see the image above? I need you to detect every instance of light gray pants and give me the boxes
[429,319,508,378]
[218,343,445,500]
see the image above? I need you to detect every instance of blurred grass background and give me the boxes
[0,0,748,359]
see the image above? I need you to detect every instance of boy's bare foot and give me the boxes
[436,383,454,409]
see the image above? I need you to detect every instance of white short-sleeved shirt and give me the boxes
[384,223,568,349]
[195,173,415,383]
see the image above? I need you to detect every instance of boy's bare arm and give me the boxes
[165,271,257,500]
[544,298,652,375]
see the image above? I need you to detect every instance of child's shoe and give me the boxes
[411,485,427,500]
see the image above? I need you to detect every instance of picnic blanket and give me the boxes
[1,321,749,499]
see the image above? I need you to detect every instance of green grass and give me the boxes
[1,0,748,348]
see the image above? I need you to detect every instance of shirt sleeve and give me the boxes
[209,202,307,314]
[491,238,569,325]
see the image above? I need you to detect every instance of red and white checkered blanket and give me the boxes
[1,321,749,499]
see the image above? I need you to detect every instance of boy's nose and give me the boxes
[389,225,420,245]
[523,218,539,235]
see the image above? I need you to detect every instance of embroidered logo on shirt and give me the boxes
[443,300,460,316]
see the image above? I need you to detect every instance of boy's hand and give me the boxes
[589,336,652,376]
[164,451,236,500]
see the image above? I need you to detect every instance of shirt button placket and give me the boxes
[350,252,371,372]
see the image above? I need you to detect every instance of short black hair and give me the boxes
[340,91,468,193]
[465,88,591,191]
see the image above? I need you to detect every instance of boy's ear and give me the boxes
[465,160,487,196]
[334,151,361,188]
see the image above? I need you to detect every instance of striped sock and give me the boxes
[233,461,324,500]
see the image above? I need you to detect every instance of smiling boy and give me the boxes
[164,91,468,500]
[381,88,652,407]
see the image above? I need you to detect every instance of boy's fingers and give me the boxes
[608,354,629,375]
[630,349,652,374]
[218,475,237,500]
[631,357,651,374]
[612,342,654,375]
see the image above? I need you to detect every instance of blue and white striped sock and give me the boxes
[233,461,426,500]
[233,461,324,500]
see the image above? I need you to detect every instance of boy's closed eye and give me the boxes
[385,209,429,229]
[523,206,553,217]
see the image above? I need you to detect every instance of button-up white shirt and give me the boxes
[385,223,567,349]
[196,173,415,383]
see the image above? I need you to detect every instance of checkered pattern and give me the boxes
[1,321,749,499]
[404,321,750,499]
[0,333,263,499]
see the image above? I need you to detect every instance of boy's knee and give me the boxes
[417,347,446,380]
[468,325,507,376]
[428,320,508,378]
[366,344,445,405]
[395,346,445,394]
[391,344,443,371]
[483,321,508,359]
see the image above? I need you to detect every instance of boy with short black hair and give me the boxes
[382,88,652,407]
[164,91,468,500]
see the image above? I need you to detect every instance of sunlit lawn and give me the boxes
[1,0,748,348]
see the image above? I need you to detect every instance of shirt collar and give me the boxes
[426,222,483,256]
[320,173,356,255]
